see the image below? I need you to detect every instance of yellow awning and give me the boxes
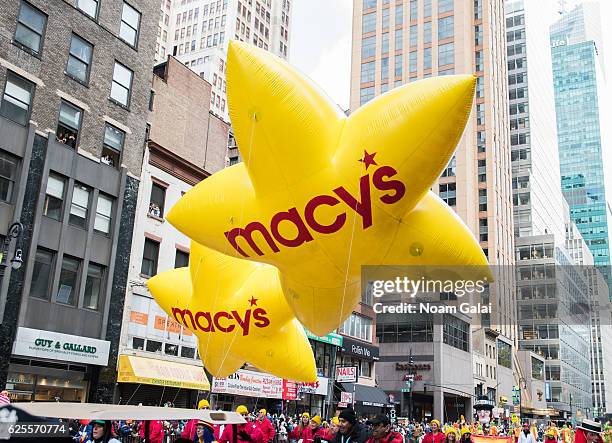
[118,355,210,391]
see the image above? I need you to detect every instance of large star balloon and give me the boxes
[148,242,318,381]
[161,41,492,338]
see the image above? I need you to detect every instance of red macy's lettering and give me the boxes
[171,307,271,336]
[225,165,406,257]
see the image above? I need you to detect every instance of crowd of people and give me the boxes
[66,402,612,443]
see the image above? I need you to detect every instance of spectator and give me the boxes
[333,408,369,443]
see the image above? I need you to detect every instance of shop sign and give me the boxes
[12,327,110,366]
[340,337,379,361]
[340,392,353,404]
[336,366,358,382]
[212,369,283,399]
[395,362,431,371]
[304,328,343,346]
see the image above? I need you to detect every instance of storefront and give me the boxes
[117,355,210,407]
[7,327,110,402]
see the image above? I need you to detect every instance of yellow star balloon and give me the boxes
[160,41,491,341]
[148,242,318,381]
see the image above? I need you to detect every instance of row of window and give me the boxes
[17,0,140,56]
[31,247,105,310]
[175,15,227,40]
[360,43,454,84]
[1,72,127,167]
[131,336,197,359]
[337,313,373,342]
[43,173,114,234]
[363,0,453,17]
[141,238,190,277]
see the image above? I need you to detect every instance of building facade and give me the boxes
[350,0,516,421]
[154,0,292,122]
[0,0,157,402]
[550,2,611,284]
[117,56,229,406]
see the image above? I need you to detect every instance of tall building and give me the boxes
[350,0,515,422]
[153,0,293,122]
[116,56,229,406]
[550,2,611,284]
[0,0,157,402]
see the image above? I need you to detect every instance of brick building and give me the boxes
[0,0,157,402]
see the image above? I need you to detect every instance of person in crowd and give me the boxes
[86,420,121,443]
[219,405,263,443]
[575,420,604,443]
[256,409,276,443]
[182,399,211,440]
[333,408,369,443]
[364,415,403,443]
[194,420,216,443]
[489,422,498,437]
[290,413,312,442]
[422,420,445,443]
[561,424,572,443]
[138,418,165,443]
[459,426,472,443]
[603,420,612,443]
[322,417,341,442]
[278,416,289,443]
[301,415,327,443]
[444,428,459,443]
[518,423,536,443]
[407,424,424,443]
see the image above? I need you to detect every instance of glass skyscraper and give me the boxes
[550,3,611,282]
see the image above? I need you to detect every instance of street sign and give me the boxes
[341,392,353,404]
[336,366,358,383]
[400,388,411,393]
[338,402,348,408]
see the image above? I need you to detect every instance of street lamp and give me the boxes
[0,222,25,279]
[518,377,526,420]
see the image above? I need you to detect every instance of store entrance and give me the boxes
[7,372,87,402]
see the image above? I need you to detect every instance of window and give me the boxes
[360,61,375,83]
[56,255,80,305]
[110,62,133,107]
[363,0,376,8]
[181,346,196,358]
[438,42,454,66]
[146,340,162,353]
[360,86,374,105]
[382,8,389,29]
[83,263,104,310]
[43,174,65,220]
[141,238,160,277]
[69,183,91,229]
[497,340,512,369]
[423,0,431,17]
[409,51,417,73]
[77,0,99,19]
[56,101,82,148]
[0,151,18,203]
[362,12,376,34]
[382,32,389,54]
[409,0,417,20]
[442,314,469,352]
[361,36,375,59]
[381,57,389,80]
[479,189,487,211]
[339,313,373,342]
[14,1,47,55]
[101,124,124,168]
[423,47,432,70]
[1,72,34,126]
[423,21,431,44]
[149,182,166,217]
[438,0,453,13]
[395,29,403,51]
[395,4,403,25]
[66,34,93,84]
[175,249,190,268]
[409,24,417,47]
[30,248,53,300]
[120,2,141,46]
[395,54,403,77]
[438,16,453,40]
[94,193,113,235]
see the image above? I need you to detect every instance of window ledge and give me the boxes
[139,273,152,279]
[147,213,165,222]
[64,72,90,88]
[12,40,42,59]
[108,97,131,111]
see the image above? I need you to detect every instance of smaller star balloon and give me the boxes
[147,242,317,381]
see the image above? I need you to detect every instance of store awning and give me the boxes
[341,383,391,407]
[118,355,210,391]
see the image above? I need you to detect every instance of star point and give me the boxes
[248,296,258,306]
[359,150,378,170]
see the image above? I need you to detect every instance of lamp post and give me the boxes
[0,222,24,280]
[518,377,526,420]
